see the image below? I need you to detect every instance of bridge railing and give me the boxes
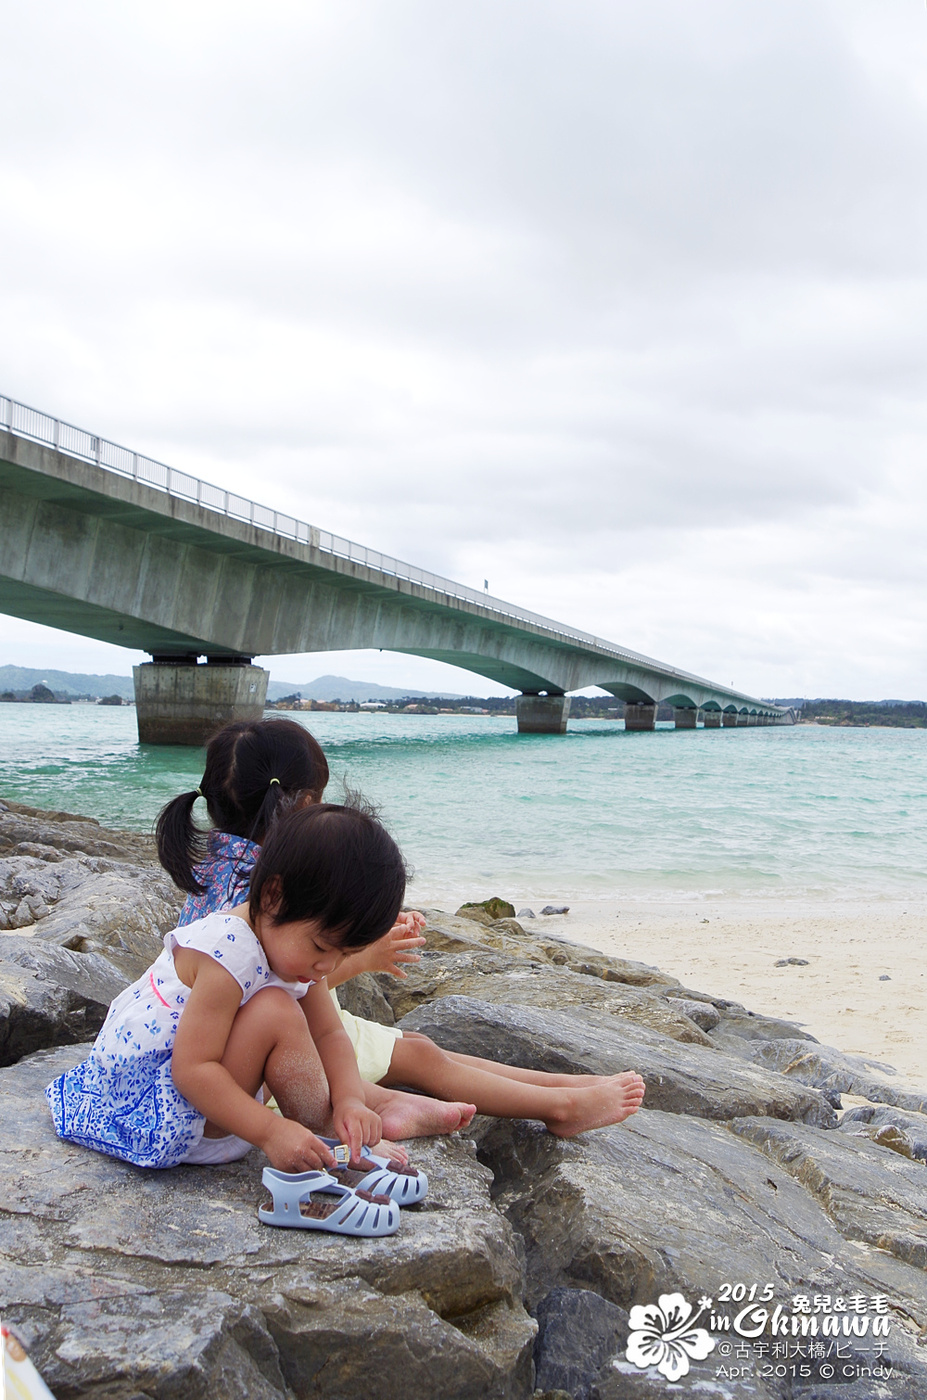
[1,392,758,696]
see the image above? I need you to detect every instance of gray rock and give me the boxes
[5,813,927,1399]
[400,996,837,1126]
[474,1113,927,1396]
[32,867,182,978]
[533,1287,627,1400]
[739,1039,927,1115]
[488,917,528,937]
[0,1046,537,1400]
[0,800,157,863]
[457,897,517,923]
[540,905,569,916]
[379,954,714,1045]
[839,1103,927,1163]
[419,910,680,988]
[0,932,130,1006]
[707,1006,818,1048]
[334,970,396,1026]
[731,1115,927,1270]
[0,958,110,1067]
[516,907,536,919]
[774,957,809,966]
[668,997,721,1031]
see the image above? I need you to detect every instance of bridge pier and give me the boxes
[133,658,268,746]
[624,702,657,731]
[673,707,698,729]
[722,711,739,727]
[515,694,571,734]
[702,710,722,728]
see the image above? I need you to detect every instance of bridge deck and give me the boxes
[0,395,787,716]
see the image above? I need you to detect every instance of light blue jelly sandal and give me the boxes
[318,1137,429,1206]
[258,1168,400,1236]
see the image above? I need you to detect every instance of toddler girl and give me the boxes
[46,803,408,1171]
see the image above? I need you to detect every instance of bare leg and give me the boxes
[383,1035,645,1135]
[402,1032,616,1090]
[203,988,332,1138]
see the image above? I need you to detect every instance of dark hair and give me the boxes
[156,718,329,894]
[249,804,407,950]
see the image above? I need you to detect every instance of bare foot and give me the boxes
[545,1073,646,1138]
[371,1137,409,1166]
[371,1085,477,1141]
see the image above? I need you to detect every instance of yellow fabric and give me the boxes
[331,987,402,1083]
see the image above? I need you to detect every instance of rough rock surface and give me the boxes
[1,813,926,1399]
[737,1037,927,1115]
[2,1047,535,1400]
[0,802,183,1066]
[839,1103,927,1163]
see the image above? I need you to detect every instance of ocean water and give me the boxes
[0,706,924,905]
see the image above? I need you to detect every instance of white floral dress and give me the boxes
[45,912,310,1168]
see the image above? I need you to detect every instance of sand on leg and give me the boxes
[205,987,333,1138]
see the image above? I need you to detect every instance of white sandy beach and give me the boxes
[534,899,927,1096]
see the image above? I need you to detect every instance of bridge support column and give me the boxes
[736,712,750,726]
[702,710,722,728]
[624,702,657,731]
[516,694,571,734]
[673,707,698,729]
[133,658,269,745]
[722,711,739,727]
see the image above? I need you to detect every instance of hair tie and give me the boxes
[194,786,204,798]
[269,778,281,787]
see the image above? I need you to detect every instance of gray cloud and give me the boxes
[1,0,926,697]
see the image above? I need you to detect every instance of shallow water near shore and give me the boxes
[0,705,925,904]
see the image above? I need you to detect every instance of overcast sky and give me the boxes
[2,1,926,699]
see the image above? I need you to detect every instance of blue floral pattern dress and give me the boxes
[178,832,258,926]
[45,911,309,1168]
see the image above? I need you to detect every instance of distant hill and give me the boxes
[0,666,136,699]
[267,674,465,702]
[0,665,464,704]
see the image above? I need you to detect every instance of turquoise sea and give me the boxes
[0,707,924,905]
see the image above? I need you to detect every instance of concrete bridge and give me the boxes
[0,395,791,743]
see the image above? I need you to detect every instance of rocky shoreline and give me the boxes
[1,799,925,1399]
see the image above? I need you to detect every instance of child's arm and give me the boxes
[325,910,426,989]
[300,979,382,1159]
[171,951,336,1172]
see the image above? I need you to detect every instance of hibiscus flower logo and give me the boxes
[625,1292,715,1381]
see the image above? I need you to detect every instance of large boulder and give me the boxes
[1,1046,536,1400]
[380,951,713,1045]
[474,1112,927,1399]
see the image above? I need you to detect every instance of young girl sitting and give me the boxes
[157,719,646,1139]
[46,803,410,1175]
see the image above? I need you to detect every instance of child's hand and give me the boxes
[332,1097,382,1161]
[262,1117,337,1174]
[362,914,427,978]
